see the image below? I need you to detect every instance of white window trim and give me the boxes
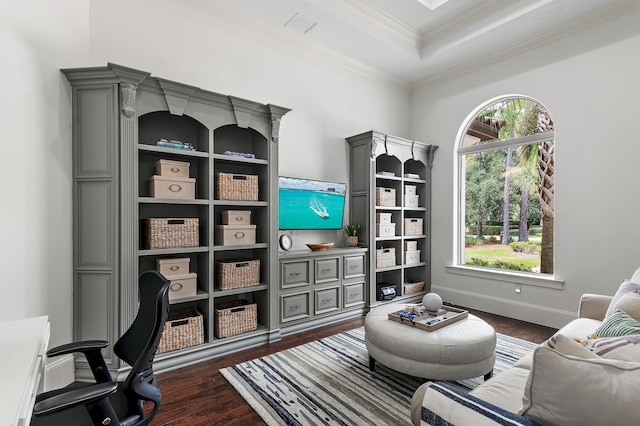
[452,94,562,289]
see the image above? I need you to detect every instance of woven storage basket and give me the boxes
[217,259,260,290]
[375,187,396,207]
[216,172,258,201]
[404,280,425,294]
[376,247,396,268]
[157,308,203,354]
[215,300,257,338]
[404,218,424,236]
[144,218,199,249]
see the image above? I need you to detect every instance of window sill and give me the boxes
[445,265,564,290]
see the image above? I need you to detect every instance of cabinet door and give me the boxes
[343,254,365,279]
[281,260,311,289]
[315,258,339,284]
[314,286,340,315]
[281,292,310,322]
[343,282,366,308]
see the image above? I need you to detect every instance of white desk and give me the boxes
[0,316,50,426]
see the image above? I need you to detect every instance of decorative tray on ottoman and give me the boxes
[388,305,468,332]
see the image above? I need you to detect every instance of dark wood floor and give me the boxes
[152,309,557,425]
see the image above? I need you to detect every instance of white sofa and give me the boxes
[411,280,640,426]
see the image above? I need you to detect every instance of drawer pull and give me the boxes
[170,283,183,291]
[288,304,301,311]
[234,232,246,239]
[170,265,179,271]
[235,216,244,221]
[321,298,332,305]
[169,184,182,193]
[170,167,181,173]
[321,269,332,273]
[350,291,360,299]
[290,272,301,277]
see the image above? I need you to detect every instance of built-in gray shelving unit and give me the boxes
[346,131,437,308]
[63,63,289,379]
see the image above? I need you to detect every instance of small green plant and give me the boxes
[342,224,361,236]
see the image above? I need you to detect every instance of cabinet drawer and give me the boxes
[343,282,366,308]
[315,258,339,283]
[281,261,310,288]
[314,286,340,315]
[281,292,310,322]
[343,254,365,279]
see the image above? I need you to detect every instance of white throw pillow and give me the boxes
[520,347,640,426]
[630,266,640,283]
[605,281,640,318]
[614,294,640,321]
[552,334,599,359]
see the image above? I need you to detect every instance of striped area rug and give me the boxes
[220,327,537,426]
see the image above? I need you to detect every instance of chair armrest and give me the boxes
[578,294,613,320]
[47,340,109,357]
[416,382,537,426]
[32,382,118,416]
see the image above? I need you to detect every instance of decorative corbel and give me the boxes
[120,83,137,117]
[271,116,281,143]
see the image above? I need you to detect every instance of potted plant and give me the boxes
[342,224,361,247]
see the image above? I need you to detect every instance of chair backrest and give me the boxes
[114,270,170,390]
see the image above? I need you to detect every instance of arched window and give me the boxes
[455,95,555,277]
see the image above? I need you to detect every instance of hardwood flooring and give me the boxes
[152,309,557,425]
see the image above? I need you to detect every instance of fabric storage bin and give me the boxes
[221,210,251,225]
[375,187,396,206]
[404,194,419,207]
[405,241,418,251]
[167,273,197,301]
[215,300,257,338]
[405,185,416,195]
[156,159,190,178]
[376,212,392,224]
[149,175,195,199]
[157,257,190,277]
[216,172,258,201]
[376,247,396,268]
[143,218,199,249]
[404,218,424,236]
[157,308,204,353]
[376,223,396,237]
[217,259,260,290]
[404,280,425,294]
[405,250,421,265]
[215,224,256,246]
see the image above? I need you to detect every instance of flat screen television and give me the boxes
[278,176,347,230]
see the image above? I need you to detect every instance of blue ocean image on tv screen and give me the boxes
[279,177,346,230]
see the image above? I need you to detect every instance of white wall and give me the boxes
[0,0,89,340]
[411,10,640,328]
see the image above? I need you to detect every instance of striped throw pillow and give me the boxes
[590,309,640,338]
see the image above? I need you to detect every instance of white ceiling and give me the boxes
[202,0,640,89]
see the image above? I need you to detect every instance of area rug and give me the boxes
[220,327,538,426]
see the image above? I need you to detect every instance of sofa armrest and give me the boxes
[578,294,613,320]
[413,381,537,426]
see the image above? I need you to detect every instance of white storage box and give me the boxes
[375,187,396,207]
[404,218,424,236]
[221,210,251,225]
[404,194,419,207]
[157,257,190,277]
[405,185,416,195]
[149,175,195,199]
[156,159,190,178]
[405,250,421,265]
[405,241,417,251]
[376,212,392,224]
[216,224,257,246]
[167,272,197,301]
[376,223,396,237]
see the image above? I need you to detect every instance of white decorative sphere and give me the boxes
[422,293,443,313]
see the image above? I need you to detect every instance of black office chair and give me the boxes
[32,270,171,426]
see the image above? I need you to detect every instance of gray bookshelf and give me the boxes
[346,131,437,308]
[63,63,289,379]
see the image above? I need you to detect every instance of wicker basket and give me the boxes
[216,172,258,201]
[404,280,425,294]
[215,300,257,338]
[375,187,396,207]
[376,247,396,268]
[143,218,199,249]
[157,308,204,354]
[404,218,424,236]
[217,259,260,290]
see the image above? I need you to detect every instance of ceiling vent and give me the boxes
[284,12,317,34]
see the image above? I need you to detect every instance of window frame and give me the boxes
[451,95,564,289]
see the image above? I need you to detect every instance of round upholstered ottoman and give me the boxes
[365,303,496,380]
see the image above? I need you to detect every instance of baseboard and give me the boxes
[44,353,75,391]
[431,285,576,329]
